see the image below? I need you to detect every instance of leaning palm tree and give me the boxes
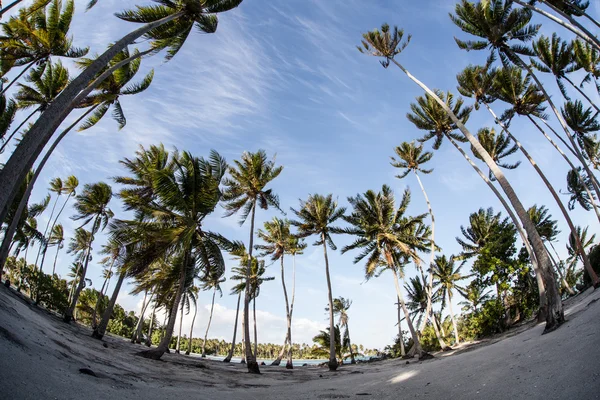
[291,193,345,370]
[328,297,356,364]
[89,239,119,329]
[565,167,595,212]
[255,217,295,368]
[432,255,469,345]
[48,223,64,275]
[0,0,243,235]
[199,264,225,357]
[471,127,521,180]
[404,275,448,350]
[342,185,430,358]
[222,149,282,374]
[63,182,113,322]
[114,150,229,360]
[572,39,600,94]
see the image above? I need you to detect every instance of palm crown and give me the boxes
[390,141,433,179]
[527,204,560,242]
[255,217,293,261]
[493,66,547,121]
[531,33,577,98]
[357,23,411,68]
[290,193,345,250]
[471,127,521,178]
[15,60,69,111]
[71,182,113,234]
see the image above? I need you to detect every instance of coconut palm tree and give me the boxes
[342,185,430,358]
[222,149,282,374]
[89,240,119,329]
[572,39,600,94]
[0,60,69,154]
[457,207,503,259]
[291,193,345,370]
[562,100,600,180]
[432,255,469,345]
[566,226,596,280]
[531,34,599,112]
[328,297,356,364]
[565,167,595,211]
[48,223,63,275]
[113,150,229,360]
[0,93,16,151]
[199,263,225,357]
[63,182,113,323]
[471,127,521,180]
[0,0,88,95]
[0,0,243,232]
[255,217,295,368]
[65,228,91,304]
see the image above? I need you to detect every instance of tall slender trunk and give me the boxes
[447,291,460,344]
[397,301,406,357]
[0,106,98,274]
[418,265,449,349]
[272,254,293,368]
[391,265,424,358]
[202,287,217,357]
[563,76,600,114]
[91,267,111,329]
[138,254,187,360]
[146,302,157,347]
[64,217,98,323]
[132,291,151,344]
[240,315,246,363]
[545,243,575,295]
[185,300,197,355]
[0,107,39,154]
[287,253,297,368]
[176,297,185,353]
[92,269,126,340]
[223,292,241,363]
[243,202,260,373]
[34,194,61,272]
[0,12,185,228]
[253,298,258,357]
[388,58,562,330]
[51,241,61,275]
[445,134,548,321]
[322,233,338,371]
[0,0,26,17]
[346,325,356,364]
[40,192,76,277]
[541,0,600,50]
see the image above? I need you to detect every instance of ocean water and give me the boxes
[192,354,376,367]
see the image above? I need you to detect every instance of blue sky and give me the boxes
[2,0,599,350]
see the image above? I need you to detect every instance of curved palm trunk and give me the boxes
[92,269,126,340]
[391,266,424,358]
[40,192,76,277]
[447,291,460,344]
[138,259,187,360]
[388,58,562,330]
[563,76,600,114]
[51,241,61,275]
[272,255,294,368]
[243,203,260,373]
[201,288,217,357]
[512,0,600,51]
[132,291,150,344]
[175,297,185,353]
[287,253,297,369]
[91,269,111,330]
[541,0,600,50]
[397,301,406,357]
[34,194,61,272]
[0,107,39,154]
[445,135,548,321]
[0,0,26,18]
[0,12,185,228]
[146,302,157,347]
[545,243,575,295]
[417,266,449,349]
[0,106,97,275]
[413,172,440,338]
[223,292,242,363]
[186,301,197,355]
[253,298,258,357]
[322,233,339,371]
[487,104,599,287]
[345,325,356,364]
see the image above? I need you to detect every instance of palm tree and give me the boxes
[63,182,113,323]
[572,39,600,94]
[89,240,119,329]
[66,228,92,304]
[222,149,282,374]
[199,264,225,357]
[75,46,154,131]
[457,207,503,259]
[0,60,69,154]
[567,226,596,284]
[291,194,345,370]
[0,0,87,95]
[565,167,595,211]
[342,185,430,358]
[432,255,468,345]
[531,34,599,111]
[471,127,521,180]
[48,223,63,275]
[0,0,243,233]
[115,150,229,360]
[459,280,491,313]
[329,297,356,364]
[311,325,345,363]
[0,92,16,151]
[255,217,295,368]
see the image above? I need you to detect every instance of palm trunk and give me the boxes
[145,303,157,347]
[545,243,575,295]
[445,134,548,321]
[563,76,600,114]
[397,301,406,357]
[541,0,600,50]
[64,216,98,323]
[92,269,126,340]
[67,264,80,304]
[240,316,246,363]
[346,325,356,364]
[0,107,39,154]
[176,297,185,353]
[275,254,293,368]
[0,0,26,17]
[223,292,242,363]
[447,291,460,344]
[185,301,197,355]
[391,266,424,358]
[271,333,288,366]
[253,298,258,357]
[512,0,600,51]
[51,241,61,275]
[0,12,185,228]
[322,233,339,371]
[40,192,76,277]
[413,171,438,335]
[138,255,187,360]
[287,252,297,369]
[201,288,217,357]
[388,58,562,330]
[91,268,111,329]
[132,291,151,344]
[243,202,260,373]
[0,58,38,96]
[0,105,98,275]
[34,194,61,272]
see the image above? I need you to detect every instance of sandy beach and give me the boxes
[1,284,599,399]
